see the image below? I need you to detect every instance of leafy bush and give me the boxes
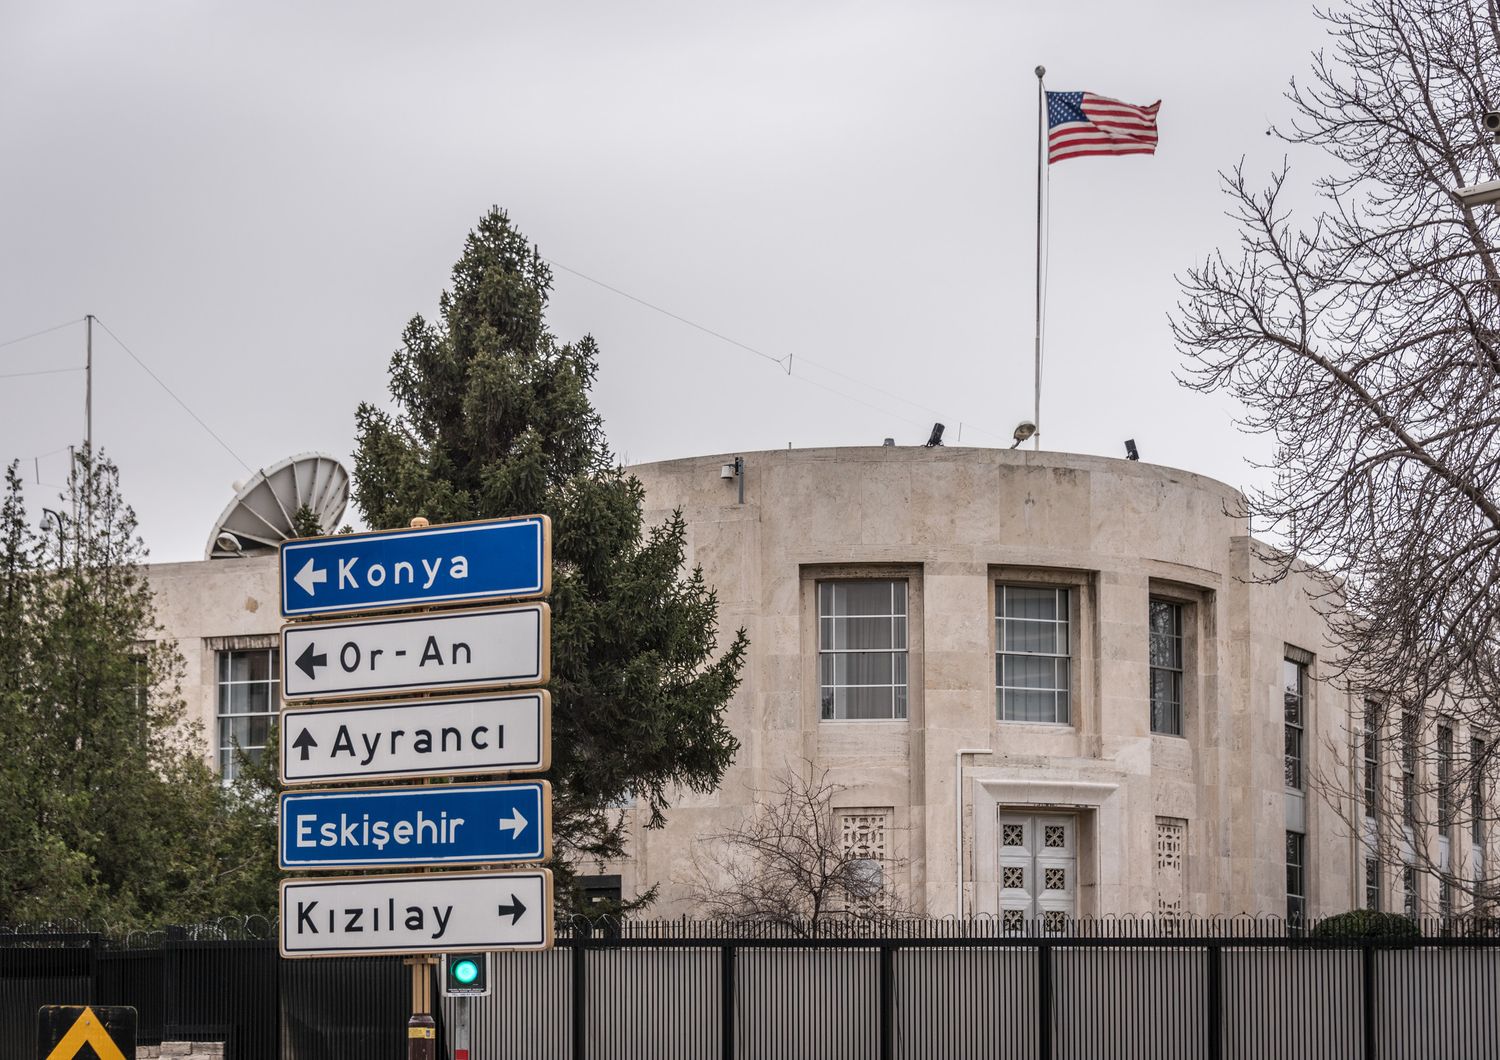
[1311,909,1421,939]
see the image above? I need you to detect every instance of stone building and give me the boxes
[148,445,1482,922]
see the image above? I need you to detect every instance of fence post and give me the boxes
[1037,942,1052,1060]
[87,933,101,1007]
[1206,942,1222,1060]
[720,945,735,1060]
[572,934,588,1060]
[1362,941,1377,1060]
[879,944,895,1060]
[163,925,185,1033]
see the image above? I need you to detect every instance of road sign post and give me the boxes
[281,603,550,702]
[281,515,551,618]
[280,870,554,957]
[278,514,556,1057]
[279,780,552,870]
[280,690,551,784]
[37,1006,136,1060]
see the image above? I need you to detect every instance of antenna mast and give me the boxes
[85,313,93,454]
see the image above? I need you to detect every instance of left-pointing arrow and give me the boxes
[291,728,318,761]
[294,557,327,596]
[295,642,327,680]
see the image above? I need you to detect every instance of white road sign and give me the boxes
[281,603,550,702]
[280,690,551,784]
[279,869,553,957]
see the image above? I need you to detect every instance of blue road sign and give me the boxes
[280,515,551,618]
[279,781,551,870]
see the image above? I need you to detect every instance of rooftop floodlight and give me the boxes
[1455,178,1500,208]
[1125,439,1140,461]
[1010,421,1037,449]
[925,423,945,447]
[215,531,243,555]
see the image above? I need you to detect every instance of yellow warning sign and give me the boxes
[37,1005,135,1060]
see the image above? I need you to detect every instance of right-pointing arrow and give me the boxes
[295,642,327,681]
[496,895,527,924]
[497,809,528,840]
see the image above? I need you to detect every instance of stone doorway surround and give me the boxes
[970,775,1123,918]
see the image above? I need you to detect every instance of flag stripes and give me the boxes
[1046,91,1160,163]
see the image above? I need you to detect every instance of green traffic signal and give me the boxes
[443,952,490,997]
[451,958,480,985]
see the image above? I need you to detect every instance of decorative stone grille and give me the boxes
[1155,817,1187,918]
[837,808,891,914]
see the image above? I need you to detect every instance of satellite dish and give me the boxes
[205,452,349,559]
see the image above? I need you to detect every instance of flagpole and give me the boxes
[1033,66,1045,451]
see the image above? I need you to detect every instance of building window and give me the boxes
[1364,858,1381,911]
[1472,736,1487,849]
[996,586,1071,724]
[1283,650,1311,790]
[1148,599,1184,735]
[579,874,623,913]
[1363,703,1380,818]
[1286,831,1306,926]
[217,648,279,782]
[129,653,149,711]
[819,580,907,721]
[1401,710,1418,828]
[1403,865,1418,919]
[1437,722,1455,838]
[1439,878,1453,921]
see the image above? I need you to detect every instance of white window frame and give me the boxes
[216,647,280,782]
[1286,830,1306,925]
[817,579,908,721]
[1148,598,1185,736]
[1283,650,1312,792]
[995,585,1072,725]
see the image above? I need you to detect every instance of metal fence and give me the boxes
[0,921,436,1060]
[3,917,1499,1059]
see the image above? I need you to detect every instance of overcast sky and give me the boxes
[1,0,1330,562]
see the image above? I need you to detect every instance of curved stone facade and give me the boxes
[620,446,1358,919]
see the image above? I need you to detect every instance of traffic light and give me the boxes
[441,952,491,997]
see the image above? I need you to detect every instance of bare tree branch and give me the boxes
[1175,0,1500,907]
[689,763,907,936]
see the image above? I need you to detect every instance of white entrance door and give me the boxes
[997,812,1077,930]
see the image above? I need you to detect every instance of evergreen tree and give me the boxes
[353,208,747,907]
[0,452,275,924]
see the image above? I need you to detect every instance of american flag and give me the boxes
[1046,91,1160,164]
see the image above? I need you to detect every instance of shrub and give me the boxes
[1311,909,1421,939]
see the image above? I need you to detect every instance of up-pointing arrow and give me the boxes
[496,895,527,924]
[295,642,328,680]
[291,728,318,761]
[294,558,327,597]
[497,809,528,840]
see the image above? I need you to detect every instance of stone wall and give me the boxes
[137,1044,224,1059]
